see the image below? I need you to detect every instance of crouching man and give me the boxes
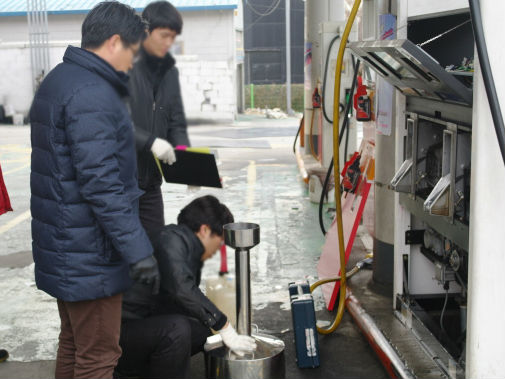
[116,196,256,379]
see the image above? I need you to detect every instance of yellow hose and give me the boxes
[310,265,360,291]
[314,0,361,335]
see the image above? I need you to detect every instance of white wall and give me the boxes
[0,43,69,118]
[0,9,238,120]
[407,0,468,20]
[178,55,235,120]
[0,14,84,43]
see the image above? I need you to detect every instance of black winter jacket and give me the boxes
[30,46,153,301]
[122,224,227,330]
[128,50,190,190]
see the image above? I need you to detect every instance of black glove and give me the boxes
[130,255,160,295]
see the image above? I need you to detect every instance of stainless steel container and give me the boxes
[206,223,285,379]
[205,334,285,379]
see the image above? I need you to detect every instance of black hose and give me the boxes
[318,59,361,235]
[322,34,342,124]
[469,0,505,167]
[292,116,304,153]
[344,108,350,162]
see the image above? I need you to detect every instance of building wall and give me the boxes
[0,43,69,118]
[0,9,239,120]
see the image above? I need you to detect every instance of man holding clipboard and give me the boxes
[129,1,189,235]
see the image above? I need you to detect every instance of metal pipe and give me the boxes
[42,0,50,74]
[27,0,35,92]
[345,290,415,379]
[285,0,292,115]
[235,248,251,336]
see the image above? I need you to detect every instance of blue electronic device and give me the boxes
[288,280,320,368]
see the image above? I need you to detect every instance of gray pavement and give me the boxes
[0,116,388,378]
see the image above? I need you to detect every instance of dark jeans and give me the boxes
[116,314,191,379]
[55,294,122,379]
[186,317,213,355]
[139,186,164,236]
[115,315,212,379]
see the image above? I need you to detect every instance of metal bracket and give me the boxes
[405,229,425,245]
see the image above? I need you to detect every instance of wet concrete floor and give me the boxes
[0,115,388,378]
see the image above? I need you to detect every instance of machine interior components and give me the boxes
[349,13,473,373]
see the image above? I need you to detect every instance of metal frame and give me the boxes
[27,0,50,93]
[348,39,473,105]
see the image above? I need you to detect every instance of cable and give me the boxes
[455,271,467,294]
[469,0,505,167]
[318,59,360,235]
[293,116,304,153]
[417,19,471,48]
[439,288,449,336]
[344,111,350,163]
[246,0,282,17]
[322,34,341,124]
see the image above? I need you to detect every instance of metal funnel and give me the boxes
[224,222,260,249]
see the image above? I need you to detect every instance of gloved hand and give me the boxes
[151,138,176,165]
[130,255,160,295]
[219,322,257,356]
[187,185,201,192]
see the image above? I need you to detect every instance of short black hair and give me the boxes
[142,1,183,34]
[178,195,234,235]
[81,1,146,49]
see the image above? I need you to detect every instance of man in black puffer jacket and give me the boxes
[30,3,159,378]
[129,1,190,235]
[118,196,256,378]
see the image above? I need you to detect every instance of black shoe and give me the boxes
[0,349,8,363]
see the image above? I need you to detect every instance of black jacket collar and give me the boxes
[139,47,176,73]
[178,224,204,263]
[63,45,129,97]
[163,224,204,264]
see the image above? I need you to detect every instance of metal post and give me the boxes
[285,0,292,115]
[235,248,251,336]
[467,1,505,377]
[250,83,255,109]
[392,0,409,310]
[27,0,49,93]
[373,0,396,287]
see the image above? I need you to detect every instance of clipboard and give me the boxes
[154,150,222,188]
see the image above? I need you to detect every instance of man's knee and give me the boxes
[159,315,191,353]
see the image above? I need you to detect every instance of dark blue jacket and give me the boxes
[30,46,153,302]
